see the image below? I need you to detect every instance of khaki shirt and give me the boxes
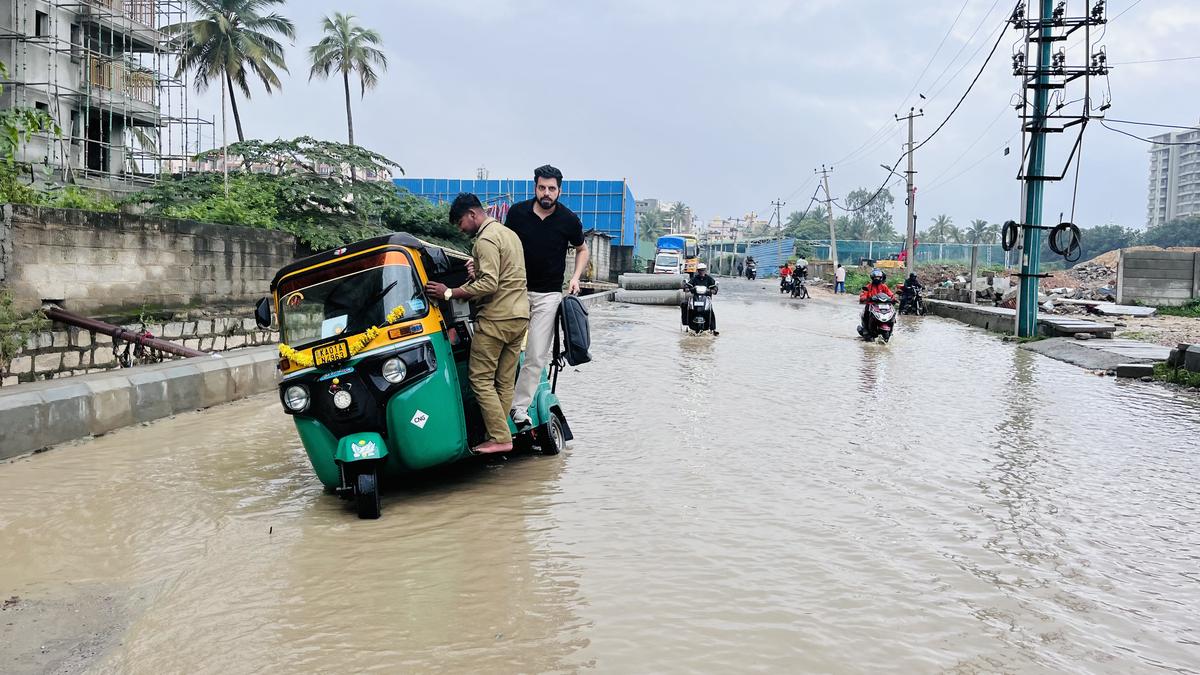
[462,218,530,321]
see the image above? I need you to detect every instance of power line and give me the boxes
[832,0,972,169]
[924,130,1021,194]
[1105,118,1200,131]
[1101,120,1200,145]
[923,0,1005,101]
[840,2,1016,213]
[1111,55,1200,65]
[1112,0,1145,22]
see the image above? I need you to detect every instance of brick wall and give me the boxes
[0,203,299,314]
[1,312,279,387]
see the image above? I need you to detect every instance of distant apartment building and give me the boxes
[1147,123,1200,227]
[0,0,211,190]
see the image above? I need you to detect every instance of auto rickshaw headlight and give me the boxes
[332,389,353,410]
[284,385,310,412]
[381,357,407,384]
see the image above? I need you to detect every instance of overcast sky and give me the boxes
[190,0,1200,232]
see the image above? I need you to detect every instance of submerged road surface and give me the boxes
[3,279,1200,673]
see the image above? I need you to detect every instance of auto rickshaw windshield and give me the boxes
[278,258,427,349]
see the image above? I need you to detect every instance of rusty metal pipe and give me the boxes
[43,305,212,359]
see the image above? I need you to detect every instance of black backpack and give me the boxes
[555,295,592,366]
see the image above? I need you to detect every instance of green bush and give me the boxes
[1153,363,1200,388]
[0,287,47,369]
[1156,300,1200,318]
[129,137,467,252]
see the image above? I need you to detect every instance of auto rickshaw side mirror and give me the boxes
[254,297,272,329]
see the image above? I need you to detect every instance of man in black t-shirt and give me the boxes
[504,164,589,428]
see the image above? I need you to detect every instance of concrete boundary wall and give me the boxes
[1118,249,1200,306]
[0,346,279,460]
[0,204,299,314]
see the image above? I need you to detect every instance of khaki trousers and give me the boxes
[512,291,563,416]
[469,317,528,444]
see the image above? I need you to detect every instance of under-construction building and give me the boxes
[0,0,213,190]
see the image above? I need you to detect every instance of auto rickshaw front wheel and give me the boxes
[355,469,381,519]
[538,414,566,456]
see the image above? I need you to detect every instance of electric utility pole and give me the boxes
[1010,0,1108,336]
[771,198,786,232]
[816,165,838,265]
[897,108,924,276]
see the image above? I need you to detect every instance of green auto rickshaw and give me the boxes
[254,233,572,519]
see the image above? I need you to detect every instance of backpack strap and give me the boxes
[550,299,565,393]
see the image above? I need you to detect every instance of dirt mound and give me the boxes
[1082,246,1200,268]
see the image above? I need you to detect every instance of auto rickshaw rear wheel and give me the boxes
[538,414,566,456]
[356,469,381,519]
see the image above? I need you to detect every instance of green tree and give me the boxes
[985,221,1001,244]
[0,61,59,202]
[967,218,989,244]
[1143,216,1200,248]
[308,13,387,149]
[128,137,463,251]
[785,205,832,241]
[667,202,691,232]
[926,214,959,243]
[164,0,296,143]
[1075,223,1140,263]
[841,187,896,240]
[639,210,667,243]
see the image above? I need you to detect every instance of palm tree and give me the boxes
[164,0,296,143]
[928,214,955,242]
[309,13,387,149]
[639,210,667,243]
[984,221,1001,244]
[968,219,989,244]
[667,202,690,232]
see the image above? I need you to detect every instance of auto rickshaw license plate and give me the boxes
[313,340,349,366]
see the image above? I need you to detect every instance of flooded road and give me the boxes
[3,279,1200,673]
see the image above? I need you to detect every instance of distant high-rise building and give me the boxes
[1147,123,1200,227]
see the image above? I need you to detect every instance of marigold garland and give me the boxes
[278,304,407,368]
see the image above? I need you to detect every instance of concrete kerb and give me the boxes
[0,346,279,461]
[577,290,615,308]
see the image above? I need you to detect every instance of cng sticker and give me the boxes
[410,410,430,429]
[352,439,379,459]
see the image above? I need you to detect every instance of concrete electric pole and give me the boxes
[816,165,838,265]
[898,108,924,277]
[771,198,786,232]
[1010,0,1107,336]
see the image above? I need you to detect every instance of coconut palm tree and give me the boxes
[927,214,957,242]
[163,0,295,143]
[309,13,388,149]
[968,219,990,244]
[985,221,1001,244]
[639,210,667,243]
[667,202,690,232]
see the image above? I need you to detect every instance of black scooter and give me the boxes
[683,282,717,334]
[899,287,927,315]
[746,263,757,280]
[780,275,795,294]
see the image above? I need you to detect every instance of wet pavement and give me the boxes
[2,278,1200,673]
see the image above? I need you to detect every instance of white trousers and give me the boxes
[512,291,563,416]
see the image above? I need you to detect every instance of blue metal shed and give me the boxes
[394,177,638,247]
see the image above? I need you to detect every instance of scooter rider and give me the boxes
[858,268,896,335]
[682,262,719,332]
[899,272,924,310]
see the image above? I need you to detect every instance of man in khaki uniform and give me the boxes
[425,193,530,454]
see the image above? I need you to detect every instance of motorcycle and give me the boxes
[898,287,927,316]
[683,283,716,334]
[780,275,795,294]
[858,293,898,342]
[791,272,810,299]
[746,263,757,280]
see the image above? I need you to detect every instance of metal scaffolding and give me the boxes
[0,0,215,190]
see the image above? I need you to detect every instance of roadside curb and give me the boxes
[0,346,279,460]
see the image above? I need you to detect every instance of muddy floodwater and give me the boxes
[3,279,1200,673]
